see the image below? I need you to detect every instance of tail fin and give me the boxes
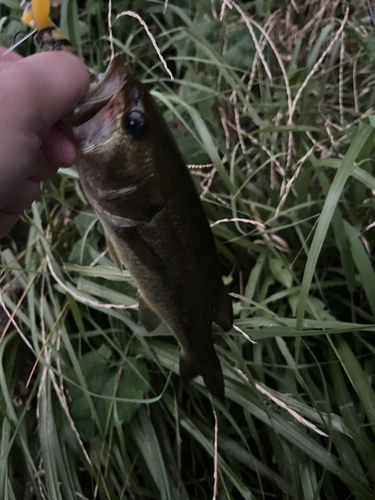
[179,351,224,398]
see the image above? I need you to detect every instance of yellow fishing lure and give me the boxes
[21,0,52,29]
[20,0,74,51]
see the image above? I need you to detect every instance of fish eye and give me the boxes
[124,110,146,139]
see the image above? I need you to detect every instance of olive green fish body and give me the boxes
[73,57,232,397]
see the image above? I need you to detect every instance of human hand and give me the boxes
[0,47,89,239]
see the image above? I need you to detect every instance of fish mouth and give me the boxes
[73,96,123,148]
[71,55,127,127]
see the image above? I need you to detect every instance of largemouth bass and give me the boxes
[72,56,233,397]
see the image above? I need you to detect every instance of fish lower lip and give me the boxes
[71,97,112,127]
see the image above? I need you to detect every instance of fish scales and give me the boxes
[72,56,233,397]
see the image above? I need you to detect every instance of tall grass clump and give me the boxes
[1,0,375,498]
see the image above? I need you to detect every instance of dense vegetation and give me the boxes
[1,0,375,498]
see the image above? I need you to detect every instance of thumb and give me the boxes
[2,51,90,137]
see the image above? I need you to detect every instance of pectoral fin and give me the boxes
[105,232,123,269]
[115,226,166,277]
[138,293,163,332]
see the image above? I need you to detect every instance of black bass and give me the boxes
[72,56,233,397]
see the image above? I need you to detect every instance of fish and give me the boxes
[71,56,233,398]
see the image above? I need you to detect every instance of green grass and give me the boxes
[1,0,375,498]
